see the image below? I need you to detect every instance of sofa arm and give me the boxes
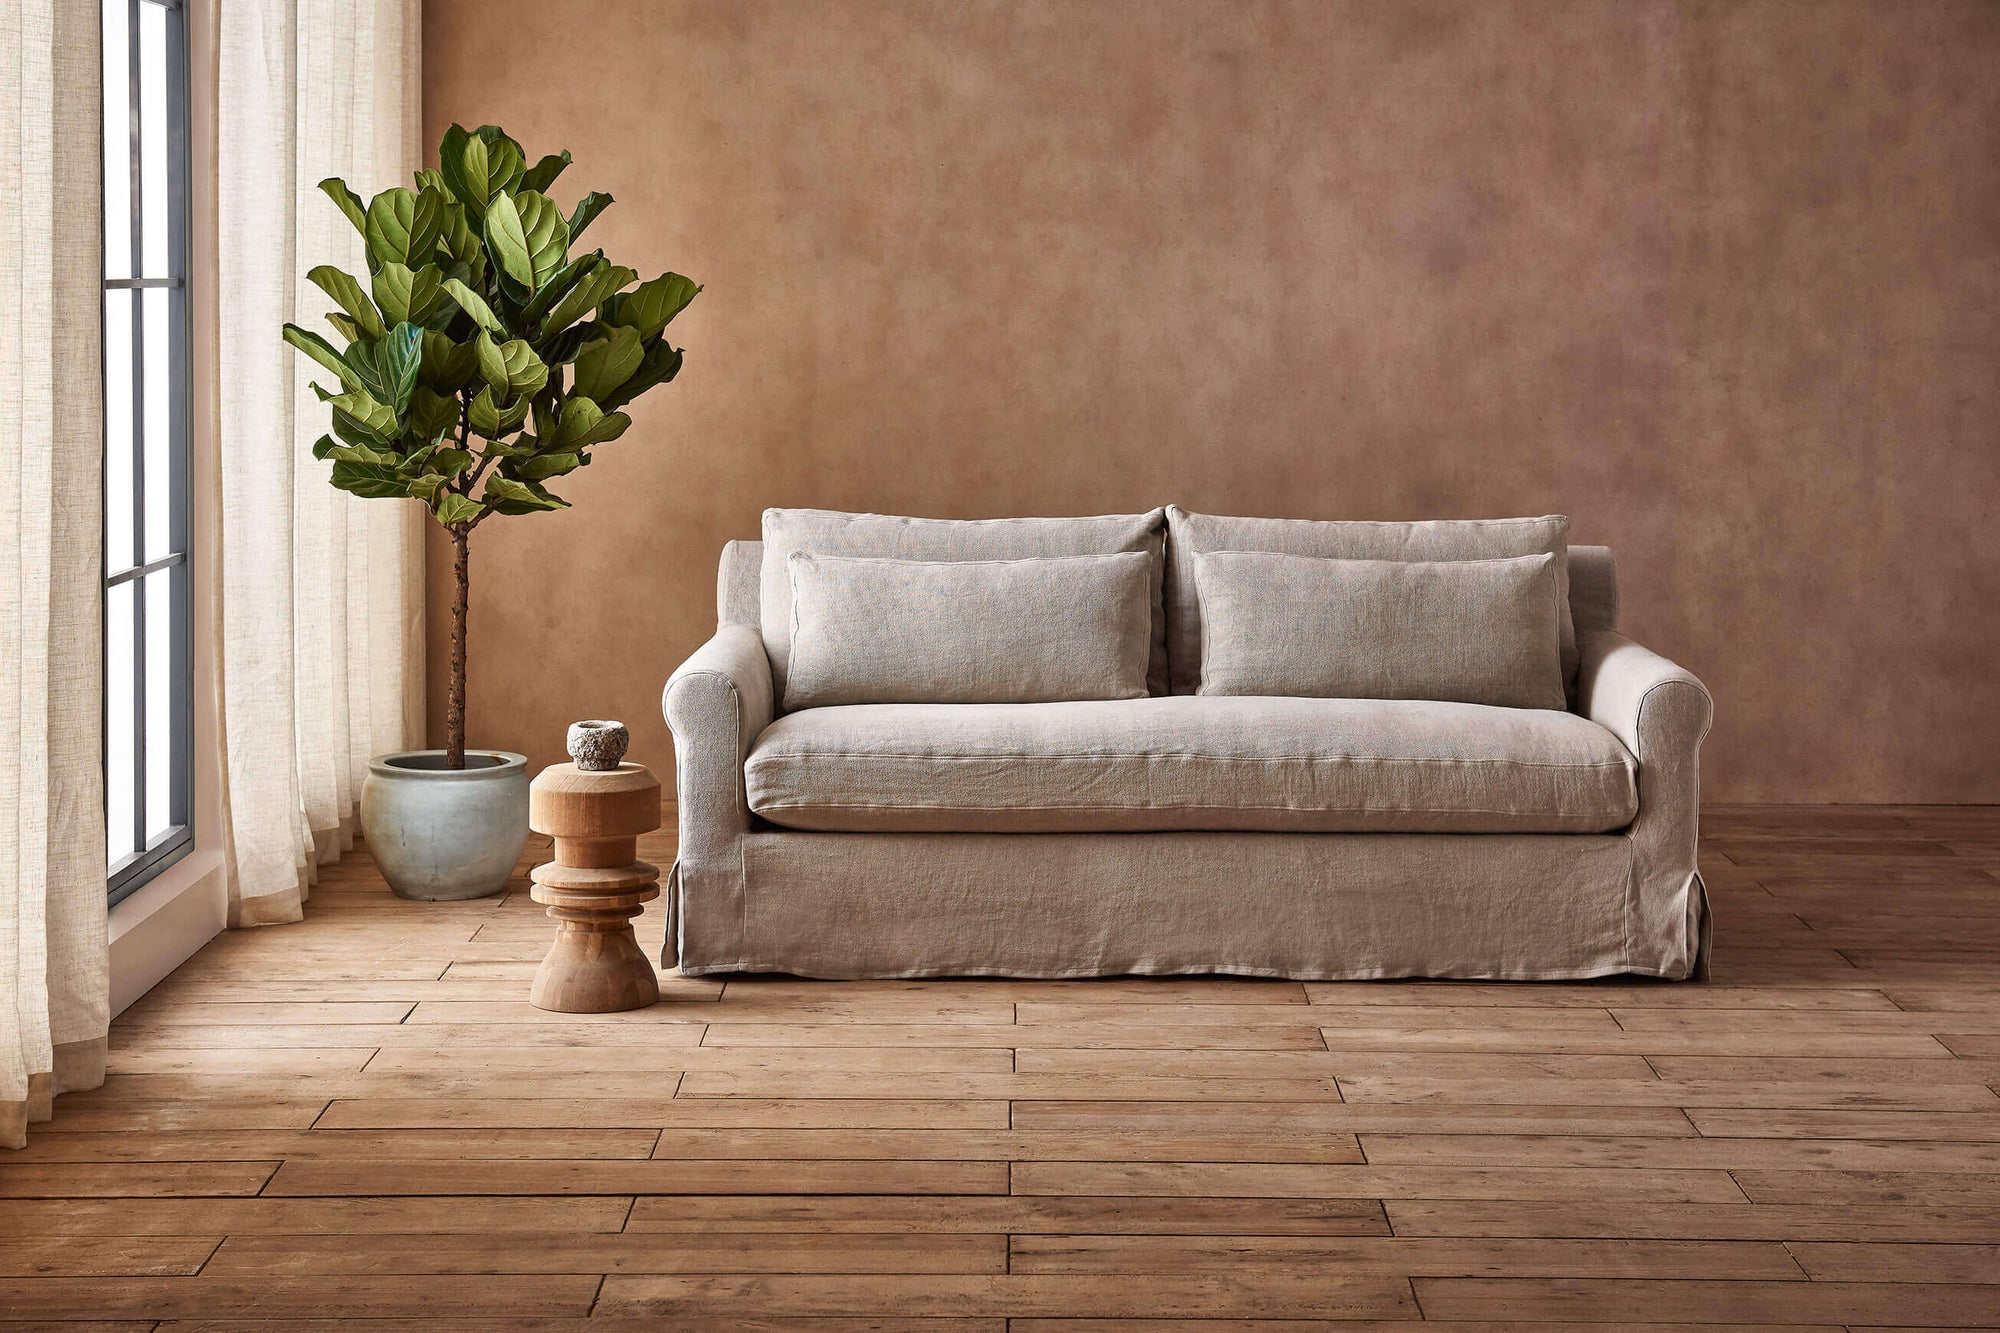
[1577,628,1714,977]
[1578,630,1711,764]
[661,625,775,967]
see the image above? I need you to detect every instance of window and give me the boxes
[103,0,192,905]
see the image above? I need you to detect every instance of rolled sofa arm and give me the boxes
[661,625,775,968]
[1576,628,1715,978]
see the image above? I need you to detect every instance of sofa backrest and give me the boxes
[719,538,762,629]
[716,537,1620,654]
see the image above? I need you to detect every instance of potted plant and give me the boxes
[284,124,698,900]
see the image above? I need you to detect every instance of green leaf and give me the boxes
[519,150,571,194]
[408,386,461,441]
[436,124,477,211]
[446,251,487,295]
[326,313,361,343]
[438,124,524,219]
[540,260,634,339]
[319,178,368,234]
[325,388,400,442]
[482,191,534,289]
[548,395,631,450]
[512,451,583,481]
[406,474,449,506]
[314,382,397,447]
[330,460,410,498]
[478,436,536,459]
[520,250,609,329]
[307,265,386,341]
[596,337,683,412]
[323,439,400,466]
[429,447,475,477]
[435,492,485,526]
[439,277,503,334]
[539,322,597,367]
[419,330,480,391]
[474,331,550,398]
[481,474,569,514]
[282,324,363,391]
[372,263,445,327]
[512,190,569,291]
[466,384,533,437]
[570,324,643,401]
[311,434,341,462]
[567,191,613,242]
[441,198,480,264]
[364,187,448,272]
[343,323,424,414]
[473,126,527,191]
[603,272,700,340]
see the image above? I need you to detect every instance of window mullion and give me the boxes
[165,1,192,831]
[127,0,147,852]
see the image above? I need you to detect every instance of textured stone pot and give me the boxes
[360,750,530,901]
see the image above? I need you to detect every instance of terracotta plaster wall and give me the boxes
[422,0,2000,802]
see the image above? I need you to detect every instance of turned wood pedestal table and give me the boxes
[526,760,663,1013]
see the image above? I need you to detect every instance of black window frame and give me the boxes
[103,0,193,906]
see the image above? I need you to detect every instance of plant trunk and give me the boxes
[447,528,470,770]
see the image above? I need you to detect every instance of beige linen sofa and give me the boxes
[662,509,1712,981]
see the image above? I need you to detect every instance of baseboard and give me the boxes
[108,846,226,1016]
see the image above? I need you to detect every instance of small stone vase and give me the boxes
[566,719,630,771]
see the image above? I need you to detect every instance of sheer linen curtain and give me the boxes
[213,0,425,927]
[1,0,108,1149]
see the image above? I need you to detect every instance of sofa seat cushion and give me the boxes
[744,696,1638,834]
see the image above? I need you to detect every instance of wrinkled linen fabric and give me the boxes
[1193,550,1565,709]
[1578,626,1715,982]
[1164,507,1574,695]
[783,551,1153,709]
[1,0,109,1148]
[662,621,774,972]
[708,829,1674,980]
[667,538,1708,981]
[746,696,1636,833]
[214,0,425,925]
[760,508,1168,703]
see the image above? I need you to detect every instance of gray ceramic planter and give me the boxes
[360,750,530,901]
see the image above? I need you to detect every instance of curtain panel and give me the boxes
[1,0,108,1150]
[213,0,425,927]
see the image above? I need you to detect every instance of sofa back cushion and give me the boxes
[1164,507,1574,695]
[761,508,1168,703]
[1194,550,1566,709]
[783,551,1155,710]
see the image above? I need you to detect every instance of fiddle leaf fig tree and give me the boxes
[284,125,699,769]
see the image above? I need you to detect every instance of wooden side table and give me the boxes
[526,760,663,1013]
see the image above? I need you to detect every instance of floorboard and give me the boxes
[2,807,1997,1323]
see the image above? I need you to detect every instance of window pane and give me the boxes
[102,0,132,280]
[144,569,174,841]
[138,1,168,278]
[143,287,171,561]
[107,580,137,865]
[105,0,190,897]
[104,289,136,574]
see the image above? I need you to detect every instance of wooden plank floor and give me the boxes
[5,804,2000,1328]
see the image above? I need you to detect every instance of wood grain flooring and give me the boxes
[5,804,2000,1326]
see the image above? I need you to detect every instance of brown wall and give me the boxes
[423,0,2000,803]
